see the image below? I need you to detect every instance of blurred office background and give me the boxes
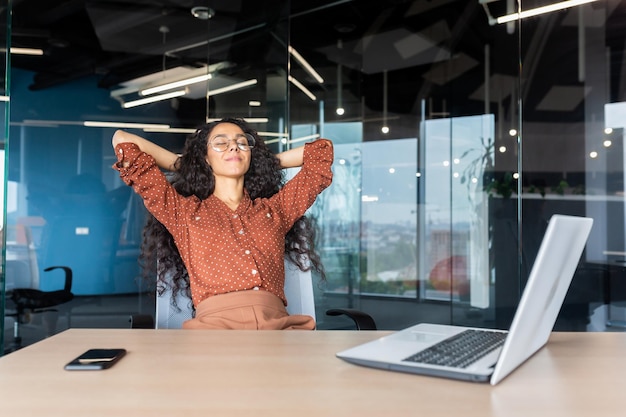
[2,0,626,352]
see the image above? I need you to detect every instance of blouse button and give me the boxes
[238,229,244,235]
[251,269,258,275]
[266,213,271,218]
[233,214,238,219]
[245,250,250,255]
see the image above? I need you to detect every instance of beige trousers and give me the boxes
[182,289,315,330]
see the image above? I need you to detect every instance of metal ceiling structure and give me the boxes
[6,0,626,126]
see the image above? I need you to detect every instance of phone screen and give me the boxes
[64,348,127,371]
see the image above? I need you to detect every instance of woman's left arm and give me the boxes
[276,139,332,168]
[271,139,333,229]
[275,146,305,169]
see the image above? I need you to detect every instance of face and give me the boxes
[205,122,253,179]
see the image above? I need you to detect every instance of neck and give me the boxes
[213,177,245,210]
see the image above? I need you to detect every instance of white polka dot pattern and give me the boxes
[113,139,333,308]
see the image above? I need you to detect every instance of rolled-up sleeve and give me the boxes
[302,138,334,187]
[112,142,188,235]
[112,142,157,185]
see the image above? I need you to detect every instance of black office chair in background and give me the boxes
[5,265,74,353]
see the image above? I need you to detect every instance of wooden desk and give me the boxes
[0,329,624,417]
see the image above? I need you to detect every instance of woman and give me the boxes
[112,118,333,330]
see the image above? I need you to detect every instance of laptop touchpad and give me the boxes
[401,331,445,343]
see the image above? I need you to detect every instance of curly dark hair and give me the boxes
[138,117,325,309]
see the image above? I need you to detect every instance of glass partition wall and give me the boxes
[2,1,291,353]
[290,1,520,330]
[518,0,626,331]
[0,2,10,352]
[289,0,626,331]
[2,0,625,353]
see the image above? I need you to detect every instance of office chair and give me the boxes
[4,223,74,352]
[130,257,376,330]
[5,265,74,352]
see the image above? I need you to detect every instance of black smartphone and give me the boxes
[64,348,127,371]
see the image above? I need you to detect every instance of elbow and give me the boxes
[112,130,127,148]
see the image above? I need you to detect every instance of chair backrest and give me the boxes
[155,258,316,329]
[5,224,40,291]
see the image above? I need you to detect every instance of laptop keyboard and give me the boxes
[403,329,507,368]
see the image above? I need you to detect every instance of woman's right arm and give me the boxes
[112,130,186,235]
[112,130,179,171]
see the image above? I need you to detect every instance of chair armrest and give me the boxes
[130,314,155,329]
[325,308,377,330]
[43,266,73,292]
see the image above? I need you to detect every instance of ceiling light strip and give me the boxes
[143,127,197,133]
[257,131,289,137]
[110,63,231,98]
[263,138,282,144]
[205,117,268,124]
[9,47,44,56]
[23,119,81,126]
[13,121,60,127]
[494,0,598,25]
[288,46,324,84]
[84,121,171,129]
[289,134,320,144]
[19,119,171,129]
[141,74,211,96]
[143,125,282,137]
[122,90,187,109]
[207,79,258,97]
[288,76,317,101]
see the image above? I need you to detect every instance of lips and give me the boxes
[225,156,243,162]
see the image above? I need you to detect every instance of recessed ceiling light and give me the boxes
[191,6,215,20]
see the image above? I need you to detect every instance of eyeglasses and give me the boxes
[209,133,256,152]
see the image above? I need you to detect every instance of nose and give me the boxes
[227,139,240,151]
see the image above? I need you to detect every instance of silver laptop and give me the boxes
[336,214,593,385]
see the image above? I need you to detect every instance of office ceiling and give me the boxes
[6,0,626,126]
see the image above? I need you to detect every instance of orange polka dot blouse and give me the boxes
[113,139,333,308]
